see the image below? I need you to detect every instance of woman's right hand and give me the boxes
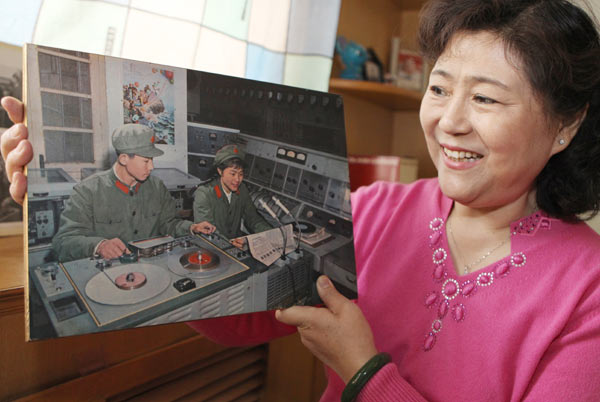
[1,96,32,205]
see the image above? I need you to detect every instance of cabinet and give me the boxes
[329,0,437,178]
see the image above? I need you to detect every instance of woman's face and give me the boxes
[420,31,565,209]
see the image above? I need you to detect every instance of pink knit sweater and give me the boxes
[189,179,600,401]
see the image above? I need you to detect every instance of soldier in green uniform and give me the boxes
[193,145,271,247]
[52,124,211,262]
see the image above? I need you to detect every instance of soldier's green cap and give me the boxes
[214,144,245,166]
[112,124,164,158]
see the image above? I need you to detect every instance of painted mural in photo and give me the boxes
[122,62,175,144]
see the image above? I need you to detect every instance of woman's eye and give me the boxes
[430,85,446,96]
[474,94,497,104]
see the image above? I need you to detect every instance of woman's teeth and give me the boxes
[443,147,483,162]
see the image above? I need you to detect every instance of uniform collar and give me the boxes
[111,166,140,195]
[213,178,240,199]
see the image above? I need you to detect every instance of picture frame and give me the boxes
[389,38,427,92]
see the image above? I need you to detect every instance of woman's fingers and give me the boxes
[1,123,28,162]
[1,96,24,124]
[9,171,27,205]
[4,136,33,181]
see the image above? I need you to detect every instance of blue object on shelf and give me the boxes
[335,36,368,80]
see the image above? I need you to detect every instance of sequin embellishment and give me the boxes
[511,252,526,267]
[429,217,444,231]
[423,216,528,352]
[433,248,448,264]
[442,278,460,300]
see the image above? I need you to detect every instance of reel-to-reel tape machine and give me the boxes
[29,225,316,339]
[29,234,261,338]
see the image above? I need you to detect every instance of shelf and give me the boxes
[329,78,422,111]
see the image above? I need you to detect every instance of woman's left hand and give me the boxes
[275,275,378,383]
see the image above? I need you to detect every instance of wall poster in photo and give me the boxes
[123,62,175,144]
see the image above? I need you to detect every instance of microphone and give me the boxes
[272,195,301,251]
[272,196,291,216]
[258,198,280,222]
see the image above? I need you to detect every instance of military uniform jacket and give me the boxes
[52,168,192,262]
[193,178,271,239]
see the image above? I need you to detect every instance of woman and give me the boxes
[3,0,600,400]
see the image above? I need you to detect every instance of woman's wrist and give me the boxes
[341,352,391,402]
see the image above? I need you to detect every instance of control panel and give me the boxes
[28,197,69,245]
[188,124,238,155]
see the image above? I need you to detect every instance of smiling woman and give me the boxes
[419,0,600,222]
[190,1,600,399]
[421,31,566,211]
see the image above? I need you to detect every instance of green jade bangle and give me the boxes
[341,352,391,402]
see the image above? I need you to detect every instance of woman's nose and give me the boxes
[438,97,471,135]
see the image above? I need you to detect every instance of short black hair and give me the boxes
[419,0,600,221]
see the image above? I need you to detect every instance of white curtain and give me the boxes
[1,0,341,91]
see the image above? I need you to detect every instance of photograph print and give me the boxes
[25,44,356,341]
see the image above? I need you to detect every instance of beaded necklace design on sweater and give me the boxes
[421,213,549,351]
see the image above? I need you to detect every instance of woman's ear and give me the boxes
[550,105,588,155]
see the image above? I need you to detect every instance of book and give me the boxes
[348,154,418,192]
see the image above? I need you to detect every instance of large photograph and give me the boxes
[25,44,355,341]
